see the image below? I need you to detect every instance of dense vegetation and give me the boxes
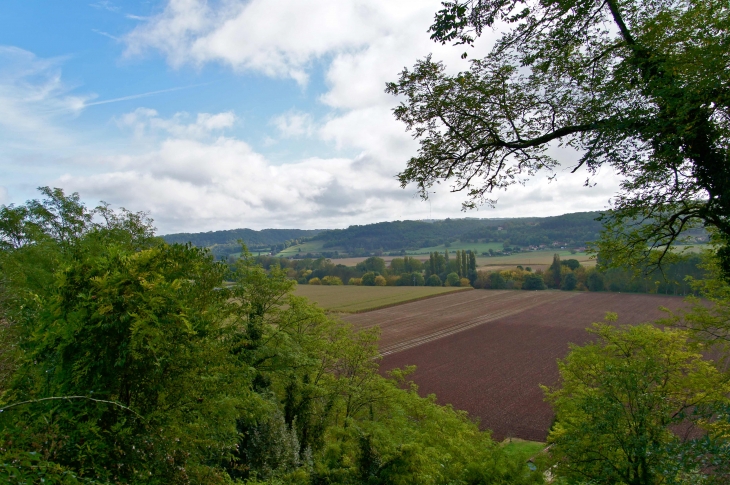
[311,213,606,253]
[0,189,545,484]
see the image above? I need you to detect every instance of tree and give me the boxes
[426,274,442,286]
[561,272,578,291]
[547,253,562,288]
[361,272,378,286]
[544,322,730,484]
[387,0,730,277]
[374,275,387,286]
[521,273,546,290]
[446,272,461,286]
[587,270,606,291]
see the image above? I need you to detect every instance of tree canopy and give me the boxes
[387,0,730,276]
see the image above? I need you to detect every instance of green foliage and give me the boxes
[544,322,730,484]
[425,274,442,286]
[587,270,606,291]
[356,257,387,274]
[391,0,730,276]
[561,272,578,291]
[361,272,378,286]
[521,274,546,291]
[445,272,460,286]
[1,188,540,484]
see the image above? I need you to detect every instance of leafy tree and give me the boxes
[587,270,606,291]
[547,254,562,288]
[544,322,730,484]
[522,273,546,290]
[561,259,581,271]
[561,272,578,291]
[309,276,322,285]
[374,275,387,286]
[446,272,461,286]
[387,0,730,277]
[321,275,343,285]
[361,272,378,286]
[356,256,387,275]
[426,274,442,286]
[489,272,506,289]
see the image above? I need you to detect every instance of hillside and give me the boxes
[313,212,604,252]
[162,228,324,258]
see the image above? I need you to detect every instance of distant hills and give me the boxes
[313,212,604,252]
[162,228,324,258]
[162,212,608,259]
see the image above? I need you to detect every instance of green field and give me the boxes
[277,240,328,256]
[501,438,547,461]
[292,285,470,313]
[477,250,596,268]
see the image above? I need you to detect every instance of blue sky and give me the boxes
[0,0,619,234]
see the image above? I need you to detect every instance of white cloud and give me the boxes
[116,108,236,139]
[124,0,441,85]
[53,120,620,234]
[271,110,314,138]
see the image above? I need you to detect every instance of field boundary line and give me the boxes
[378,292,579,356]
[331,287,473,314]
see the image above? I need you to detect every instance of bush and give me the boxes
[561,272,578,291]
[348,277,362,285]
[446,272,460,286]
[308,277,322,285]
[361,272,377,286]
[522,273,546,290]
[587,271,605,291]
[321,276,343,285]
[396,272,425,286]
[374,275,387,286]
[459,278,471,287]
[426,274,442,286]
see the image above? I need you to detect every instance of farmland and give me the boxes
[342,290,691,441]
[292,284,469,313]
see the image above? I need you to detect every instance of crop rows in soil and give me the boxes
[343,291,690,442]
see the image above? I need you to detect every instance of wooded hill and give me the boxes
[315,212,605,252]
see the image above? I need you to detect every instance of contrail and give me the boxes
[85,84,210,107]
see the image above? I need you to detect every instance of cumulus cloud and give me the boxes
[271,110,314,138]
[53,121,619,234]
[116,108,236,139]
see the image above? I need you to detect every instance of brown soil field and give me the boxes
[342,291,690,441]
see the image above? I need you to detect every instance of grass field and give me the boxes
[277,240,328,257]
[477,250,596,268]
[292,285,470,313]
[501,439,547,461]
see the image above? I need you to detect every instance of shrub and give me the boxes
[561,272,578,291]
[322,276,343,285]
[361,272,377,286]
[587,271,605,291]
[374,275,387,286]
[446,272,460,286]
[426,274,442,286]
[522,273,546,290]
[348,277,362,285]
[459,278,471,287]
[308,277,322,285]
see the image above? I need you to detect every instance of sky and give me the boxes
[0,0,622,234]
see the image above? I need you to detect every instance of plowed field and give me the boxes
[343,291,690,441]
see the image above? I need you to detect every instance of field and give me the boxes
[476,250,595,269]
[292,285,470,313]
[342,290,690,441]
[277,240,328,256]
